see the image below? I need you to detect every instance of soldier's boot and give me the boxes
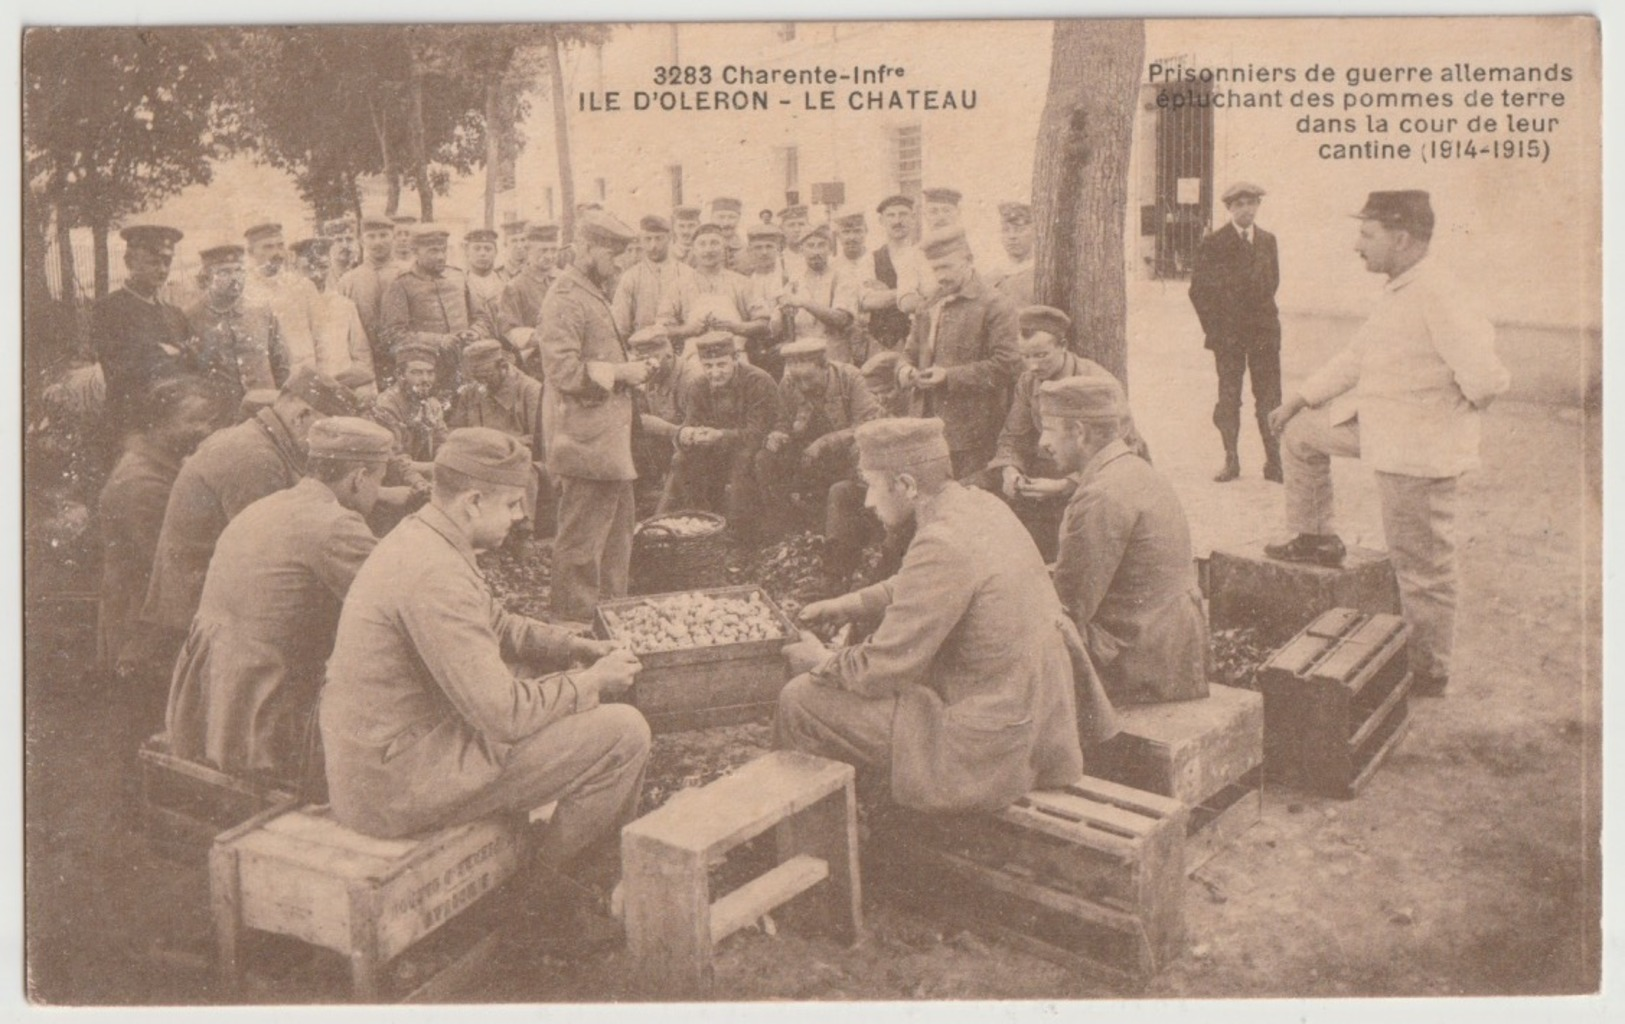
[1214,435,1241,483]
[1259,415,1283,483]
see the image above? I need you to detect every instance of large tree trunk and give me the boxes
[483,77,500,229]
[408,69,433,221]
[91,218,111,300]
[547,28,576,242]
[1031,19,1143,389]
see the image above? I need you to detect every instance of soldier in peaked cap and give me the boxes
[625,326,690,504]
[611,213,696,339]
[91,224,193,448]
[381,223,493,394]
[165,416,394,787]
[321,427,648,950]
[451,338,548,539]
[497,223,563,375]
[860,195,928,350]
[243,221,324,381]
[709,197,745,269]
[390,214,419,263]
[321,216,359,283]
[670,205,702,263]
[1039,375,1207,705]
[778,204,811,253]
[185,242,281,408]
[499,219,530,282]
[921,187,964,232]
[371,338,449,473]
[776,416,1108,813]
[463,227,508,335]
[338,215,404,376]
[538,209,650,622]
[1263,190,1509,698]
[778,224,864,367]
[1189,180,1283,483]
[992,201,1035,307]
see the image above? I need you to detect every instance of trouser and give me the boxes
[551,477,636,623]
[1213,345,1282,456]
[632,435,675,512]
[1281,409,1460,680]
[440,704,651,869]
[660,443,764,539]
[1002,491,1068,564]
[775,673,895,786]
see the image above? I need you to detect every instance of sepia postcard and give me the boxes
[19,14,1602,1012]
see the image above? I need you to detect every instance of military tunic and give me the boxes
[381,266,492,391]
[660,363,783,537]
[496,264,558,372]
[165,478,376,782]
[337,259,401,368]
[611,257,696,338]
[184,298,282,405]
[1053,440,1209,705]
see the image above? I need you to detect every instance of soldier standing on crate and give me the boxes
[164,417,392,788]
[1040,375,1210,705]
[775,417,1115,813]
[658,332,783,542]
[321,428,649,953]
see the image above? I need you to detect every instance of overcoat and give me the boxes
[538,266,637,482]
[902,273,1021,457]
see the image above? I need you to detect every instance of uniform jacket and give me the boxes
[1188,222,1281,353]
[449,367,546,459]
[903,272,1022,455]
[611,257,697,338]
[320,504,589,838]
[993,263,1035,309]
[991,353,1150,476]
[538,265,637,481]
[496,265,557,343]
[776,361,882,454]
[636,370,690,442]
[97,436,183,673]
[682,362,783,456]
[90,287,193,430]
[184,298,282,403]
[464,270,508,338]
[1053,440,1209,705]
[165,478,376,781]
[813,483,1096,812]
[337,260,401,351]
[141,408,305,632]
[381,266,492,352]
[1298,258,1511,477]
[372,384,448,463]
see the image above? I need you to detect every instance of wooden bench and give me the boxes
[1206,546,1401,644]
[1090,685,1265,872]
[209,804,527,1002]
[621,750,862,997]
[883,777,1188,986]
[138,734,297,863]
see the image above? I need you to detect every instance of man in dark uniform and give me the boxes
[382,224,491,394]
[1189,181,1283,483]
[165,417,392,786]
[91,224,191,447]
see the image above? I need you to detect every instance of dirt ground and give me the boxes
[22,284,1601,1004]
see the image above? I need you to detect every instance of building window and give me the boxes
[890,123,923,196]
[668,164,684,207]
[776,23,797,43]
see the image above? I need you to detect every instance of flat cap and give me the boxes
[672,205,702,220]
[746,223,785,242]
[1037,374,1127,423]
[321,217,354,236]
[999,201,1033,225]
[1221,182,1267,204]
[861,350,905,384]
[243,222,283,244]
[856,417,951,474]
[464,228,499,244]
[922,187,963,206]
[627,325,672,354]
[290,236,331,259]
[1353,189,1434,238]
[778,204,809,220]
[306,416,393,462]
[435,426,532,489]
[709,197,743,214]
[199,243,245,268]
[360,215,394,232]
[876,194,914,214]
[577,210,637,247]
[919,226,971,260]
[639,214,671,234]
[394,339,440,369]
[391,215,419,226]
[411,223,451,244]
[780,338,828,362]
[525,223,560,242]
[334,365,375,391]
[693,331,739,359]
[120,224,183,250]
[281,365,360,418]
[461,338,506,373]
[1018,305,1071,339]
[834,211,867,229]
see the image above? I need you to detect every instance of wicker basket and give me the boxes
[629,510,730,594]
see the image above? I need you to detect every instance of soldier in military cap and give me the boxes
[859,195,928,351]
[1041,376,1208,705]
[185,242,282,407]
[779,225,863,366]
[1189,181,1283,483]
[992,201,1035,307]
[779,204,811,270]
[626,326,689,508]
[921,187,964,233]
[670,205,702,263]
[338,215,403,377]
[165,417,394,787]
[371,339,449,473]
[91,224,192,446]
[498,223,563,375]
[612,214,696,339]
[390,214,419,264]
[658,332,784,541]
[451,339,548,539]
[382,223,493,394]
[463,227,507,334]
[293,236,375,392]
[499,219,530,282]
[243,222,323,380]
[743,223,794,376]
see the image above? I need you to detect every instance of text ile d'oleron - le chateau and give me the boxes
[579,63,976,113]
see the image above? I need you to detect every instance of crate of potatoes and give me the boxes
[594,586,801,733]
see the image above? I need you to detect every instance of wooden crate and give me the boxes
[622,751,862,998]
[1089,686,1264,872]
[1260,608,1413,798]
[210,804,527,1002]
[1207,547,1401,644]
[885,777,1188,985]
[594,586,799,733]
[139,735,297,862]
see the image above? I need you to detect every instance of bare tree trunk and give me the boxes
[1031,19,1143,389]
[547,28,576,243]
[91,218,110,300]
[368,96,400,218]
[483,77,500,230]
[54,213,77,304]
[408,68,433,221]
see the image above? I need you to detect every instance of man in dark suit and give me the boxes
[1189,182,1282,482]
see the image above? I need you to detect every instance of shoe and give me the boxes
[1411,673,1449,697]
[1263,459,1283,483]
[1213,453,1241,483]
[1263,533,1346,568]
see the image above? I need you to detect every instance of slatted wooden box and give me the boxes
[593,586,799,733]
[1260,608,1413,798]
[886,778,1188,985]
[210,804,527,1002]
[1206,547,1401,644]
[1089,686,1264,872]
[139,734,296,862]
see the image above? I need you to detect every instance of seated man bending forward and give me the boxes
[776,417,1108,814]
[321,427,648,944]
